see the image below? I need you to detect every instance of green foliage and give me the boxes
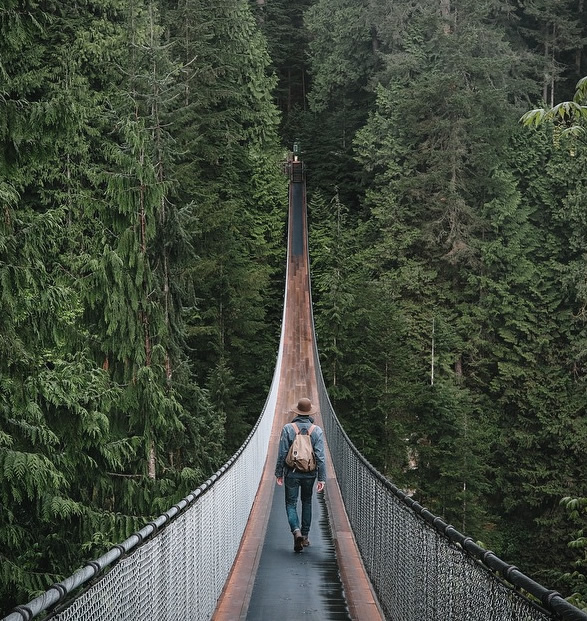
[305,0,374,114]
[297,0,376,207]
[165,0,284,433]
[1,0,282,614]
[521,76,587,147]
[302,0,587,593]
[251,0,314,116]
[557,497,587,609]
[517,0,585,102]
[2,0,587,613]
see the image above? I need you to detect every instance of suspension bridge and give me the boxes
[4,149,586,621]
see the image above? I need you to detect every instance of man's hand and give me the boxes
[316,481,325,493]
[276,476,283,486]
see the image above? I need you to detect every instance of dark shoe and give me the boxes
[302,536,310,547]
[293,529,304,552]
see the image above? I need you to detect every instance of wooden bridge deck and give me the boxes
[212,170,383,620]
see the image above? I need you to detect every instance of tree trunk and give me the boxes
[440,0,451,35]
[148,441,156,479]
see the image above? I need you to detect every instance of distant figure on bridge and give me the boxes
[275,398,326,552]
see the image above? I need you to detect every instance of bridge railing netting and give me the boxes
[316,372,586,621]
[3,348,283,621]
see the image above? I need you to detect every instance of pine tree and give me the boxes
[0,2,134,608]
[251,0,314,118]
[74,0,218,521]
[301,0,376,207]
[517,0,585,103]
[559,497,587,608]
[165,0,285,437]
[507,85,587,578]
[348,0,556,544]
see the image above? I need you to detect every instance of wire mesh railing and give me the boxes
[315,378,587,621]
[2,342,284,621]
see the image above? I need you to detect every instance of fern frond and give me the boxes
[0,450,67,500]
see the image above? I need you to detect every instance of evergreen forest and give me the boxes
[1,0,586,614]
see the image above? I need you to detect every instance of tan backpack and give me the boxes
[285,422,317,472]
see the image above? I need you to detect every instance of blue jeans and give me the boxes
[284,475,315,536]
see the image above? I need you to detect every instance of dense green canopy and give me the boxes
[1,0,586,613]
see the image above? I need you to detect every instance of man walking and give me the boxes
[275,397,326,552]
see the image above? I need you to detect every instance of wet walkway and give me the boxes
[247,484,350,620]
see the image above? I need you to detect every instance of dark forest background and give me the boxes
[1,0,586,614]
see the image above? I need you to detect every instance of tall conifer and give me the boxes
[0,1,135,609]
[165,0,285,439]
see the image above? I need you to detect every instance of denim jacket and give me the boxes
[274,415,326,481]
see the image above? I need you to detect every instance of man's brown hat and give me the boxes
[291,397,318,416]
